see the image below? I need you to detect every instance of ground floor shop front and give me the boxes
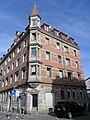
[0,83,89,114]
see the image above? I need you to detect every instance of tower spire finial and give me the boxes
[34,2,36,7]
[31,3,38,15]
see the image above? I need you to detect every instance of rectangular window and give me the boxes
[13,50,16,58]
[23,53,27,62]
[15,72,19,82]
[67,72,72,80]
[31,48,36,57]
[8,55,11,62]
[5,77,8,86]
[64,46,69,53]
[31,65,36,75]
[76,61,79,69]
[2,80,4,87]
[32,33,36,41]
[16,58,20,67]
[66,58,70,66]
[44,26,48,31]
[32,19,37,26]
[56,42,60,49]
[37,65,40,76]
[58,55,61,63]
[17,46,21,53]
[47,67,51,77]
[12,63,14,70]
[45,38,49,45]
[7,66,10,73]
[46,51,50,60]
[22,68,26,79]
[38,48,39,57]
[54,31,58,36]
[10,75,13,84]
[74,50,77,56]
[5,60,7,65]
[23,40,27,48]
[59,70,63,78]
[3,70,6,76]
[78,73,81,80]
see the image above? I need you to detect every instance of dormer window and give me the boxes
[52,28,59,36]
[55,31,58,36]
[59,32,67,40]
[44,26,48,31]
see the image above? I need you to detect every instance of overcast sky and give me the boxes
[0,0,90,79]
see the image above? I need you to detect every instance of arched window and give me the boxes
[80,90,83,98]
[60,88,65,99]
[67,89,71,99]
[72,89,77,98]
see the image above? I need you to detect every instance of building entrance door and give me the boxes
[32,94,38,110]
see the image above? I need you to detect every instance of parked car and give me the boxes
[54,101,86,119]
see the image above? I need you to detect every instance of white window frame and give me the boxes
[56,42,60,49]
[66,58,71,66]
[47,67,51,77]
[64,46,69,53]
[59,70,63,78]
[46,51,50,60]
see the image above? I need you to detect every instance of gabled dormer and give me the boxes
[52,28,59,36]
[68,37,74,44]
[59,32,68,40]
[29,4,41,28]
[41,23,51,32]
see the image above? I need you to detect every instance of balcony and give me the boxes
[53,77,86,87]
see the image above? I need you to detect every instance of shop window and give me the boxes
[67,89,71,99]
[61,89,65,99]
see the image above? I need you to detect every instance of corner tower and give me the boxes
[29,4,41,28]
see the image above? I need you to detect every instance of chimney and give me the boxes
[14,31,20,43]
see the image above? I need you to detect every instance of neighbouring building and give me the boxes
[0,5,88,114]
[85,77,90,99]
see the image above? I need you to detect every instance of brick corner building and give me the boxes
[0,5,88,114]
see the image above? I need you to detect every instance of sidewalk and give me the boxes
[0,111,56,120]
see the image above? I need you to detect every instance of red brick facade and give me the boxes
[0,5,88,114]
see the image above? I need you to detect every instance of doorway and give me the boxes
[32,94,38,110]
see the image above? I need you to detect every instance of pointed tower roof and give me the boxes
[31,4,41,19]
[32,4,38,15]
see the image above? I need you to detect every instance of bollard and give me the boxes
[16,113,18,119]
[7,116,10,120]
[6,114,11,120]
